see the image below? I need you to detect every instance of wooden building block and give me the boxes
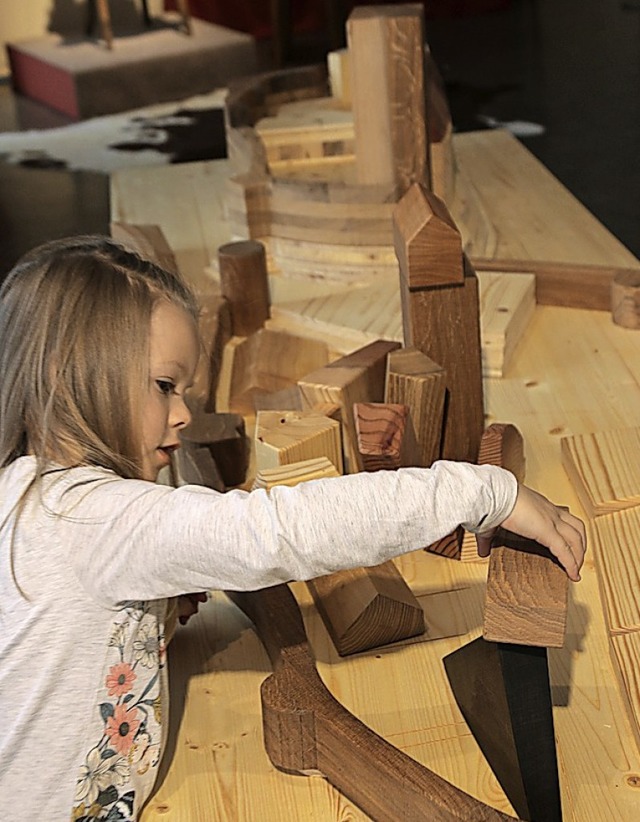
[398,258,484,463]
[478,271,535,378]
[427,422,525,563]
[298,340,400,473]
[252,457,340,491]
[483,542,568,648]
[254,409,343,473]
[307,562,425,656]
[384,347,446,467]
[223,328,330,416]
[392,183,463,288]
[354,402,419,471]
[478,423,526,484]
[327,48,351,107]
[181,405,248,489]
[347,4,429,194]
[218,240,271,336]
[472,257,640,312]
[561,426,640,518]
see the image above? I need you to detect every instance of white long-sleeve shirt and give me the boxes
[0,456,517,821]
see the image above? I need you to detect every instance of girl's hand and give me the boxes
[475,484,587,582]
[177,592,208,625]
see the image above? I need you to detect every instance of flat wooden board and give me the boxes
[590,508,640,634]
[561,427,640,518]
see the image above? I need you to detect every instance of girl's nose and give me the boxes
[172,395,192,429]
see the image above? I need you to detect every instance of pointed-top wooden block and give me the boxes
[393,183,463,289]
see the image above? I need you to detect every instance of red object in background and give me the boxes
[165,1,512,39]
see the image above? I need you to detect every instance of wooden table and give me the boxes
[111,130,640,821]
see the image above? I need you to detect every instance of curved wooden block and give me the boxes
[229,585,517,822]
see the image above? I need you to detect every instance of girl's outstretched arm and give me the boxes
[475,484,587,582]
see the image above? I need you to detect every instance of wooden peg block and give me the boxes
[483,540,568,648]
[385,347,446,467]
[612,269,640,329]
[218,240,270,336]
[254,409,343,474]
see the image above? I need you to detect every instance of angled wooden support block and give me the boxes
[228,584,516,821]
[347,4,429,193]
[298,340,400,473]
[393,187,484,463]
[218,240,270,336]
[254,409,343,473]
[385,346,446,467]
[445,540,566,822]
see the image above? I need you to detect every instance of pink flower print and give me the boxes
[106,662,136,697]
[105,704,141,756]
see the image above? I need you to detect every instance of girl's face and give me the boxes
[141,300,200,481]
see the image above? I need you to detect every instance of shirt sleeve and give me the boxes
[57,460,518,606]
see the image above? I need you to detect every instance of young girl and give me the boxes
[0,235,585,821]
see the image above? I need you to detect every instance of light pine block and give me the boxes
[610,633,640,756]
[479,271,535,377]
[252,457,341,491]
[254,410,343,473]
[591,508,640,634]
[561,426,640,518]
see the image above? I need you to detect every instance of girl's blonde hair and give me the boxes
[0,234,199,480]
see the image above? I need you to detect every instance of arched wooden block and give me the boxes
[229,585,517,822]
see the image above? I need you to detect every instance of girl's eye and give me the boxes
[156,379,175,396]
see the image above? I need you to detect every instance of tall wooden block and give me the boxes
[393,185,483,463]
[385,347,446,467]
[347,4,429,193]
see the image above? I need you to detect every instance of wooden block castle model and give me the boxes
[109,4,640,820]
